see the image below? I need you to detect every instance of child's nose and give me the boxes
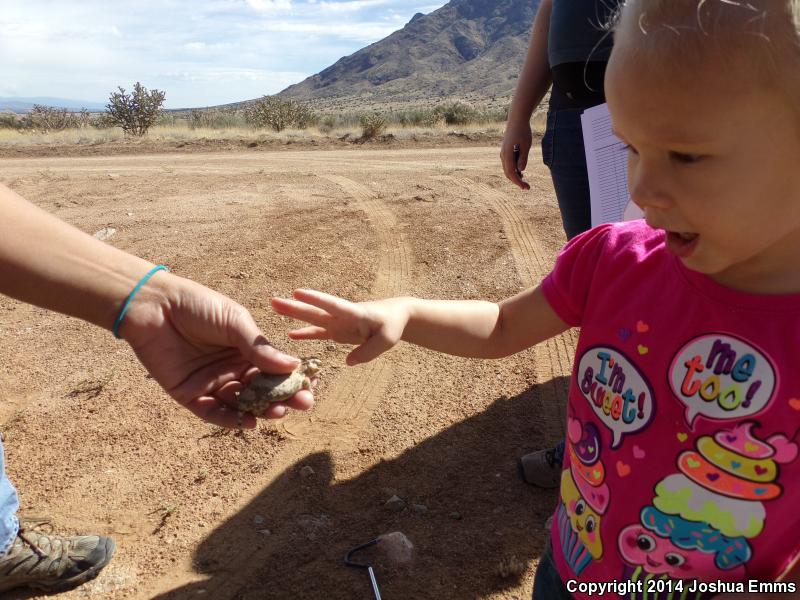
[629,161,672,211]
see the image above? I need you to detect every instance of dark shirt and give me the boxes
[547,0,621,67]
[547,0,621,103]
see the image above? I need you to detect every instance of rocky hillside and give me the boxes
[278,0,540,108]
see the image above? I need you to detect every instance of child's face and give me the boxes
[606,29,800,293]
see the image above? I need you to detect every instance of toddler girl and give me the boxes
[271,1,800,598]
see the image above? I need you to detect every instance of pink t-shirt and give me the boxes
[541,221,800,599]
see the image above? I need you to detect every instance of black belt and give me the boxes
[550,61,607,107]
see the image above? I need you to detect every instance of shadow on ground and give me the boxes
[150,374,569,600]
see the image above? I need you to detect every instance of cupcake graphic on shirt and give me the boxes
[558,419,610,575]
[619,422,797,596]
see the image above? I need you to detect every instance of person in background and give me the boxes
[0,182,314,593]
[500,0,621,489]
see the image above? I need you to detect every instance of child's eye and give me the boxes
[670,151,702,164]
[622,143,638,155]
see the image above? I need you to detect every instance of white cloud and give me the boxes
[314,0,392,13]
[246,0,292,12]
[2,0,445,107]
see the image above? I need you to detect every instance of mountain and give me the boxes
[278,0,540,108]
[0,97,106,113]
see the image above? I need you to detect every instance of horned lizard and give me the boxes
[236,357,321,419]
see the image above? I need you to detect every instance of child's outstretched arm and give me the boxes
[271,286,569,365]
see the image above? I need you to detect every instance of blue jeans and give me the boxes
[0,436,20,556]
[540,94,596,241]
[533,539,575,600]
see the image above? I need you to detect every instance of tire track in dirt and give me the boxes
[283,174,411,439]
[144,175,413,600]
[438,176,576,437]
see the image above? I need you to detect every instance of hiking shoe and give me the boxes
[517,447,563,489]
[0,518,115,593]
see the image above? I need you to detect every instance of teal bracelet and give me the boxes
[112,265,169,339]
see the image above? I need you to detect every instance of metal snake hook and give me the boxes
[344,538,383,600]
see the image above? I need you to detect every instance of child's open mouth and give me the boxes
[666,230,699,258]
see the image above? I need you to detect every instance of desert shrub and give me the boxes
[188,109,246,130]
[318,114,337,133]
[359,113,387,139]
[27,105,91,132]
[106,82,166,136]
[156,113,179,127]
[92,112,118,129]
[244,96,315,132]
[0,112,26,130]
[433,102,481,125]
[397,109,442,128]
[484,106,509,123]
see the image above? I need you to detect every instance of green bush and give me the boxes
[0,112,26,130]
[244,96,315,132]
[106,82,166,136]
[92,112,118,129]
[359,113,387,139]
[397,109,442,128]
[318,115,337,133]
[434,102,481,126]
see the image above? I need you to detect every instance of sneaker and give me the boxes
[517,447,563,489]
[0,518,115,593]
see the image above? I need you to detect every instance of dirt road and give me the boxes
[0,145,575,599]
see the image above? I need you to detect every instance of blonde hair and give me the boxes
[612,1,800,101]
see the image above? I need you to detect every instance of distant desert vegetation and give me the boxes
[0,93,549,151]
[1,0,544,149]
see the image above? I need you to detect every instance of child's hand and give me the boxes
[271,289,409,366]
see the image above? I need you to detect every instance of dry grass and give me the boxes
[0,114,545,148]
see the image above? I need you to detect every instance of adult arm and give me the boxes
[0,183,313,427]
[500,0,553,190]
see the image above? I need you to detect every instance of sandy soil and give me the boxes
[0,143,576,599]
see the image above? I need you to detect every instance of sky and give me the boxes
[1,0,444,109]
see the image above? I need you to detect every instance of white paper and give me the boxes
[580,103,643,226]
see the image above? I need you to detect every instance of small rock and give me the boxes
[325,344,336,351]
[412,503,428,516]
[377,531,414,565]
[253,515,266,525]
[107,173,119,180]
[449,511,462,520]
[257,528,271,536]
[297,513,330,537]
[299,466,315,479]
[93,227,116,241]
[126,212,134,217]
[385,495,405,513]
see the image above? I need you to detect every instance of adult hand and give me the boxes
[271,289,408,366]
[119,273,314,428]
[500,120,532,190]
